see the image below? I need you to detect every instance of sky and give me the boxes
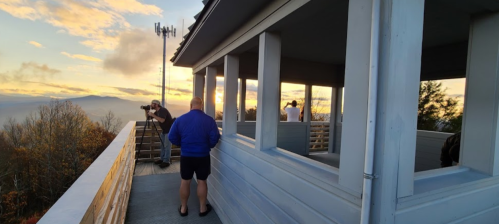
[0,0,466,115]
[0,0,204,106]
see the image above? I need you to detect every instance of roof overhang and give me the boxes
[171,0,270,67]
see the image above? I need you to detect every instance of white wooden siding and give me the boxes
[208,134,361,224]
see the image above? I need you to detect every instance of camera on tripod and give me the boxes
[135,104,165,170]
[140,105,153,120]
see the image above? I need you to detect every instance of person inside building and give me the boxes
[283,100,300,122]
[440,131,461,167]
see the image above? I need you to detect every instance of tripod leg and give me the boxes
[134,119,149,174]
[151,121,165,148]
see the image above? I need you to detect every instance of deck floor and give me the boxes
[126,162,222,224]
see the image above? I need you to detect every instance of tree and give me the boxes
[245,107,257,121]
[99,110,123,134]
[215,111,223,120]
[418,81,461,132]
[0,100,116,223]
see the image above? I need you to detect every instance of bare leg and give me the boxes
[197,179,208,212]
[180,179,191,213]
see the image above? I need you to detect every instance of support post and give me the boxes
[304,85,312,122]
[205,67,217,118]
[370,0,425,222]
[328,87,338,153]
[239,78,246,122]
[339,0,374,193]
[255,32,281,151]
[461,12,499,175]
[193,73,205,99]
[222,55,239,137]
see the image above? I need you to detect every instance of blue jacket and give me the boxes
[168,109,220,157]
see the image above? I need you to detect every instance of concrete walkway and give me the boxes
[126,162,222,224]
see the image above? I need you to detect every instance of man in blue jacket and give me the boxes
[168,97,220,217]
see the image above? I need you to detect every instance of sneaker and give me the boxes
[154,159,163,165]
[159,162,170,168]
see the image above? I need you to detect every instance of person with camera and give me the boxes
[168,97,220,217]
[147,99,174,168]
[283,100,300,122]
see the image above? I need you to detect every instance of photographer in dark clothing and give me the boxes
[147,99,174,168]
[440,132,461,167]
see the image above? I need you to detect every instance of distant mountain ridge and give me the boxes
[0,95,189,129]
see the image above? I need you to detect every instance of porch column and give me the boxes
[304,85,312,122]
[193,73,204,99]
[328,87,338,153]
[461,13,499,175]
[222,55,239,137]
[336,87,343,123]
[339,0,374,193]
[255,32,281,151]
[371,0,424,222]
[205,67,217,118]
[239,78,246,122]
[334,87,343,153]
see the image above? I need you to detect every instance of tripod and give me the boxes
[134,116,165,172]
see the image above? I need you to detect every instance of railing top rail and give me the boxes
[38,121,136,224]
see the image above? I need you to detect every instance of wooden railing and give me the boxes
[309,121,330,152]
[38,121,136,224]
[134,121,180,162]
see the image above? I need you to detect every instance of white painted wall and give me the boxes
[461,13,499,175]
[208,134,361,224]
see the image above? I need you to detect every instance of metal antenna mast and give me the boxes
[154,22,176,107]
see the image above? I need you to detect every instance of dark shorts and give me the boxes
[180,156,211,180]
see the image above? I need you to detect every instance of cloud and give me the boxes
[246,82,258,93]
[28,41,44,48]
[61,52,102,62]
[0,0,40,20]
[103,29,162,76]
[0,62,60,83]
[312,97,330,102]
[283,89,305,94]
[91,0,162,16]
[216,79,224,87]
[112,87,157,96]
[150,84,192,95]
[33,82,90,93]
[0,0,163,51]
[1,88,48,95]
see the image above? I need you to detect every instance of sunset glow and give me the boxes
[0,0,204,106]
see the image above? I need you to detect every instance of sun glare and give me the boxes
[216,93,222,103]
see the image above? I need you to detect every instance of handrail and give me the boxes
[38,121,136,224]
[309,121,330,151]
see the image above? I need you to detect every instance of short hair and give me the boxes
[151,99,161,106]
[292,100,297,107]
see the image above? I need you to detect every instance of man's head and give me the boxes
[151,99,161,110]
[190,97,203,110]
[292,100,297,107]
